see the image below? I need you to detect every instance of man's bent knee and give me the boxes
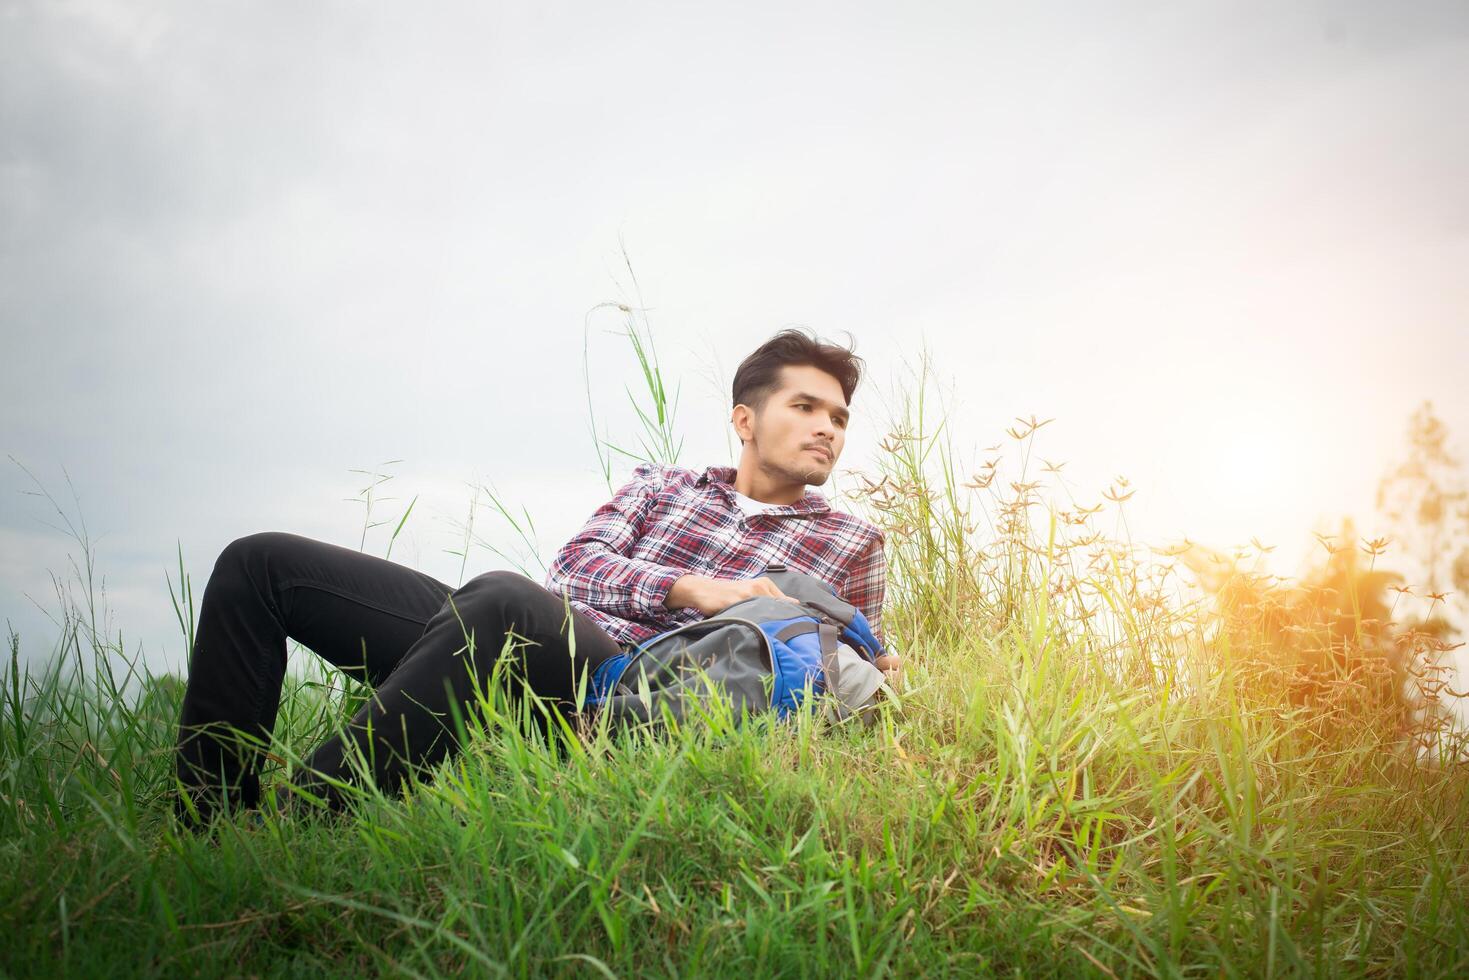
[443,571,556,634]
[454,569,541,601]
[215,530,295,571]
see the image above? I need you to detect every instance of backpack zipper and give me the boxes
[613,615,775,690]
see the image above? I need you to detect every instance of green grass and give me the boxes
[3,334,1468,977]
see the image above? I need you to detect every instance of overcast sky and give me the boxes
[3,0,1467,678]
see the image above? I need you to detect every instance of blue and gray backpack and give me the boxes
[584,562,888,730]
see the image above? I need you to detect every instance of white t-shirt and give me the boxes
[729,488,788,517]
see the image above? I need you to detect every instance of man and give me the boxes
[173,328,899,824]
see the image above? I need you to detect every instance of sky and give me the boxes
[3,0,1468,679]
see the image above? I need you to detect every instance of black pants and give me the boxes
[173,531,623,820]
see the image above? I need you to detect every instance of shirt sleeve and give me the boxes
[544,463,687,621]
[842,528,888,649]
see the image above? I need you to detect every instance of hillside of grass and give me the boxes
[4,342,1468,977]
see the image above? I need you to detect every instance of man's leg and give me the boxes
[290,570,623,811]
[174,531,453,823]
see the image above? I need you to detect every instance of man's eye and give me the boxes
[798,403,847,427]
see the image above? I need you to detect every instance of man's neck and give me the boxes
[732,459,806,506]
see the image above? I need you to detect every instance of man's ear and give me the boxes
[731,404,755,443]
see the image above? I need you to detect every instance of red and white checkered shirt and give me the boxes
[545,463,887,650]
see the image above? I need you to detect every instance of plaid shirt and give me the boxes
[545,463,887,650]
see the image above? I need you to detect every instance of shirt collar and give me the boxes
[696,465,831,516]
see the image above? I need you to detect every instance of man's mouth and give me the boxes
[806,447,832,461]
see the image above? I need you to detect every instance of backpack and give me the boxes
[584,562,890,731]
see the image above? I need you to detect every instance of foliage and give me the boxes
[1181,518,1464,759]
[1378,401,1469,624]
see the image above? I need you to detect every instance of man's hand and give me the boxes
[874,653,902,685]
[664,574,790,617]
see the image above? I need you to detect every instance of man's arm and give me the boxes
[842,529,887,648]
[545,463,687,621]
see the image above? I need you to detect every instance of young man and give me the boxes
[173,329,898,823]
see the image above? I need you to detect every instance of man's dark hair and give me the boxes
[731,328,865,415]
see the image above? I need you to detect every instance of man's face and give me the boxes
[738,364,849,486]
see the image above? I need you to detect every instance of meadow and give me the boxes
[3,330,1468,977]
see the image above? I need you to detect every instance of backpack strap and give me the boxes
[819,621,887,719]
[816,623,841,678]
[772,621,817,643]
[778,620,842,672]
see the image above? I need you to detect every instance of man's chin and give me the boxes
[799,463,832,486]
[765,457,832,487]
